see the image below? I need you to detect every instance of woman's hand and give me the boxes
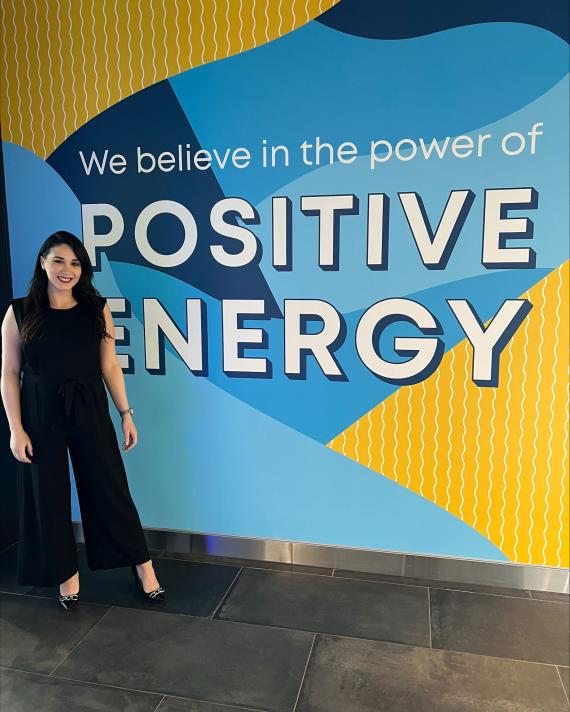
[121,415,138,452]
[10,428,33,463]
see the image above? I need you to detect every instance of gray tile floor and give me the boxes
[0,541,569,711]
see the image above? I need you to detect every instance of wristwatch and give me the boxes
[120,408,134,417]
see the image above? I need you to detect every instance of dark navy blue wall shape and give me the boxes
[48,80,280,316]
[318,0,569,43]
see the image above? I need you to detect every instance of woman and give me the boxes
[1,231,165,609]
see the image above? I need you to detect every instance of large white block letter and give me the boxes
[222,300,269,375]
[284,300,344,378]
[300,194,357,269]
[356,299,442,383]
[210,198,259,268]
[399,190,474,268]
[144,298,204,374]
[448,299,532,385]
[82,203,124,268]
[482,188,537,268]
[135,200,198,268]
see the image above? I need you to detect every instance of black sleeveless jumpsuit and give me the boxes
[12,296,150,586]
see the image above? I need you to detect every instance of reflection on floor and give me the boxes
[1,542,569,711]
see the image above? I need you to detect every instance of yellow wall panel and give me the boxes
[0,0,341,157]
[329,262,570,567]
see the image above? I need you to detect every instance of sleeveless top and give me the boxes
[11,296,106,383]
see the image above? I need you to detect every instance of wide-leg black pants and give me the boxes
[16,374,150,586]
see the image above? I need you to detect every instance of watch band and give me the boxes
[120,407,134,417]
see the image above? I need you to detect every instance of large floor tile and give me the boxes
[0,593,110,674]
[0,667,161,712]
[28,549,240,617]
[333,569,532,598]
[216,568,430,646]
[0,544,33,594]
[296,634,569,712]
[161,551,332,576]
[55,606,313,712]
[431,588,570,665]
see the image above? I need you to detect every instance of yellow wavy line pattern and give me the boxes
[0,0,340,157]
[328,261,570,567]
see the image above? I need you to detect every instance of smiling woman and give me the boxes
[0,231,166,608]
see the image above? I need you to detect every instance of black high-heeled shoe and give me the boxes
[130,565,166,604]
[58,591,79,610]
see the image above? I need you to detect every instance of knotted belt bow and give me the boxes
[57,379,89,424]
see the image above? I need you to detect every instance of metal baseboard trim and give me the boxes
[72,523,570,594]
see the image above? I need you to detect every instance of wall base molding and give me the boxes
[72,523,569,594]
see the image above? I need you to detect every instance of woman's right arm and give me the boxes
[1,306,33,463]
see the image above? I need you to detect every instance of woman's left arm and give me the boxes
[100,303,138,452]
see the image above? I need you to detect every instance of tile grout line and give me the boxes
[292,633,317,712]
[2,658,563,712]
[166,560,567,601]
[200,616,569,671]
[10,573,566,604]
[0,541,18,556]
[156,548,564,599]
[1,590,109,603]
[4,589,567,671]
[529,591,570,603]
[148,691,272,712]
[17,550,565,599]
[166,562,550,598]
[159,554,333,577]
[211,566,565,600]
[1,590,55,600]
[151,695,166,712]
[48,606,115,677]
[2,667,271,711]
[77,544,570,598]
[6,580,569,604]
[209,568,244,620]
[263,573,566,603]
[0,586,35,596]
[427,588,432,648]
[3,614,567,695]
[332,575,567,601]
[13,543,570,599]
[556,667,570,706]
[2,584,54,598]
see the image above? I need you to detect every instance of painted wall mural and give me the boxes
[1,0,568,567]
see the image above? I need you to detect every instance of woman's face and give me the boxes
[40,244,82,293]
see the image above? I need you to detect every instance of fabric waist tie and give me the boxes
[22,372,99,425]
[57,379,90,424]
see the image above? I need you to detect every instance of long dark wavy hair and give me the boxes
[21,231,112,342]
